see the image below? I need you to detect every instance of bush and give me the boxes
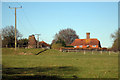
[65,45,74,48]
[51,43,64,49]
[51,39,66,49]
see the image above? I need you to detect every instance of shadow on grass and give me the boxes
[2,75,63,80]
[35,49,48,55]
[2,66,119,80]
[2,66,79,80]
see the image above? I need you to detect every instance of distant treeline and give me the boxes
[1,26,120,51]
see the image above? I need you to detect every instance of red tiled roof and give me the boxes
[39,41,50,46]
[71,38,100,46]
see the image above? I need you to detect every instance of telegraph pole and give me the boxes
[35,34,41,48]
[9,6,22,50]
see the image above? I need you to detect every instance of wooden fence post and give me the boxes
[109,51,110,55]
[92,51,93,54]
[84,50,85,54]
[100,51,102,54]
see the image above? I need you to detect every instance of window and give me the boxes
[79,45,82,47]
[74,46,77,48]
[86,45,90,48]
[92,45,96,47]
[87,45,89,47]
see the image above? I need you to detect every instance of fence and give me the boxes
[60,48,119,54]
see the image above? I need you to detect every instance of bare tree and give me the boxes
[1,26,22,47]
[53,28,79,45]
[111,28,120,51]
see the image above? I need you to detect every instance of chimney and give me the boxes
[32,35,35,37]
[86,33,90,39]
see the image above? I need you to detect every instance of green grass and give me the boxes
[2,48,118,79]
[2,48,45,55]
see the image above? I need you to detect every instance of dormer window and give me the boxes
[92,45,96,47]
[79,45,82,47]
[87,45,89,47]
[74,46,77,48]
[86,45,90,48]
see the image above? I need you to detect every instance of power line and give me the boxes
[11,2,36,37]
[7,2,38,42]
[4,3,35,40]
[16,2,36,34]
[16,2,35,29]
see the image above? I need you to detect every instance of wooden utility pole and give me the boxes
[9,6,22,50]
[35,34,41,48]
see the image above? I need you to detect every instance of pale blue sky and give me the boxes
[2,2,118,48]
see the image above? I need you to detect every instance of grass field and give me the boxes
[2,48,118,79]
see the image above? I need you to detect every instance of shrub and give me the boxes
[51,43,64,49]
